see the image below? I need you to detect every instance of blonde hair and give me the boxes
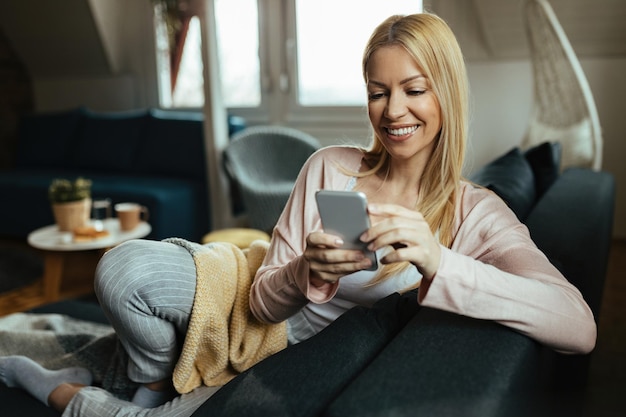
[357,13,469,285]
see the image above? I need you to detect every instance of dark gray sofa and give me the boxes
[0,107,244,242]
[0,142,615,417]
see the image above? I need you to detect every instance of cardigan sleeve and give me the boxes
[418,184,596,354]
[249,147,361,323]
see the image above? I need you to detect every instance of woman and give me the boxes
[0,12,595,417]
[249,13,595,354]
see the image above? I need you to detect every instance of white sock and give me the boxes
[0,356,92,406]
[132,384,176,408]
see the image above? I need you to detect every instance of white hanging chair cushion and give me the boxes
[525,116,594,170]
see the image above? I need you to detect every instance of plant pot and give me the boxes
[52,198,91,232]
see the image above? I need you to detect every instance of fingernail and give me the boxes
[335,238,344,246]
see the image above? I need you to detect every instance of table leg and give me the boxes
[42,252,64,302]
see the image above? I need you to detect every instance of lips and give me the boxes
[386,125,418,136]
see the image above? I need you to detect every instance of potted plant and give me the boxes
[48,177,92,232]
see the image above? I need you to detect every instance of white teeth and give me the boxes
[387,126,418,136]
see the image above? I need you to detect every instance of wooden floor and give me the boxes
[1,238,625,414]
[0,238,101,316]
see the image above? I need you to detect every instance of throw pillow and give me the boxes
[469,147,537,221]
[524,141,562,198]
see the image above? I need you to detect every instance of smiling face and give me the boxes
[366,45,442,167]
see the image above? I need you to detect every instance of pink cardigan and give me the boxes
[249,146,596,354]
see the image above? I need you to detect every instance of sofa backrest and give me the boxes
[16,107,84,170]
[136,109,207,181]
[73,108,150,174]
[15,107,207,183]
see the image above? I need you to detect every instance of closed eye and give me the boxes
[368,92,386,101]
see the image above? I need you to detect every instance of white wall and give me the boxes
[34,75,138,112]
[465,60,533,173]
[464,58,626,238]
[33,0,158,112]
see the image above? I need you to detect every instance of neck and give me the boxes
[385,154,428,189]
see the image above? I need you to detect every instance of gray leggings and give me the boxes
[62,239,220,417]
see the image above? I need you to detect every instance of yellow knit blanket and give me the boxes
[165,238,287,394]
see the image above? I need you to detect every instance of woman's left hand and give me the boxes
[362,203,441,281]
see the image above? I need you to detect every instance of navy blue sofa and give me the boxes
[0,107,245,242]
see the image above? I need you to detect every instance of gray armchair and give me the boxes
[223,125,320,233]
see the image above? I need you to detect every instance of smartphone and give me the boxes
[315,190,378,271]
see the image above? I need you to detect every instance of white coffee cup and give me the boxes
[115,202,149,231]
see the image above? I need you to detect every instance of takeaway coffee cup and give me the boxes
[115,202,149,231]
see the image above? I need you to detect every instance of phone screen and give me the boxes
[315,190,378,271]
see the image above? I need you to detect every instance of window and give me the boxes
[155,0,422,125]
[153,2,205,108]
[295,0,420,106]
[171,16,204,107]
[214,0,261,107]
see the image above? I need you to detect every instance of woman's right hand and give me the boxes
[304,231,374,287]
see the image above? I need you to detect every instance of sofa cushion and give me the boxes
[470,147,537,221]
[87,173,204,241]
[73,110,149,173]
[15,107,84,169]
[525,168,615,318]
[524,141,562,198]
[191,291,419,417]
[325,308,543,417]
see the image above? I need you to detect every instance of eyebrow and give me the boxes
[367,75,426,88]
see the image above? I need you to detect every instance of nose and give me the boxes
[384,91,408,120]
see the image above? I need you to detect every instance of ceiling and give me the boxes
[0,0,110,78]
[431,0,626,60]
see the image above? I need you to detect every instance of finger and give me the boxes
[379,240,440,280]
[381,245,423,264]
[307,231,345,249]
[309,260,372,284]
[313,257,374,279]
[368,203,420,218]
[307,249,373,276]
[363,208,425,242]
[364,218,428,249]
[367,228,416,252]
[307,247,365,265]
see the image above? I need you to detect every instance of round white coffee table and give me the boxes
[27,218,151,302]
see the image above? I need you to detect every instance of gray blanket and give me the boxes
[0,312,138,400]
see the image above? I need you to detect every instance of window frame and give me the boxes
[225,0,372,136]
[156,0,423,143]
